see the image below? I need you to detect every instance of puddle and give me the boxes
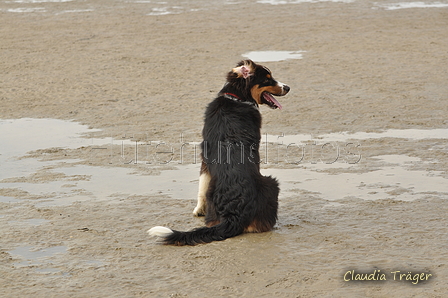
[56,9,94,14]
[0,118,200,206]
[261,129,447,165]
[1,165,199,207]
[0,118,101,181]
[264,128,448,144]
[2,0,353,15]
[242,51,306,62]
[6,7,47,12]
[8,245,67,270]
[8,218,49,226]
[1,118,447,205]
[0,195,22,203]
[264,154,448,201]
[139,0,239,16]
[32,164,200,206]
[374,2,448,10]
[147,7,182,16]
[0,118,100,159]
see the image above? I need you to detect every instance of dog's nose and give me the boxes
[283,85,290,93]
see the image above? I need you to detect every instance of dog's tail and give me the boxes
[147,218,246,246]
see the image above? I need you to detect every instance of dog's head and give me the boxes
[227,60,290,109]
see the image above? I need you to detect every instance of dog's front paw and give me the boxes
[193,206,205,217]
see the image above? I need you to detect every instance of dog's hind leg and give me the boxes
[193,161,210,216]
[245,175,279,233]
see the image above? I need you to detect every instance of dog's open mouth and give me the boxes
[262,92,283,110]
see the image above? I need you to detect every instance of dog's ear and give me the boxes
[232,63,253,79]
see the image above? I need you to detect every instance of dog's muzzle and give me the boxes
[279,82,290,95]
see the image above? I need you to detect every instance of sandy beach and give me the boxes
[1,0,448,296]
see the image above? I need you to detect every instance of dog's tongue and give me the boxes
[263,92,282,110]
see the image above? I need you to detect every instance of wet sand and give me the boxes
[1,0,448,297]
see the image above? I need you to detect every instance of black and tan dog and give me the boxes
[148,60,290,245]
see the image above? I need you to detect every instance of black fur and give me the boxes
[158,60,289,245]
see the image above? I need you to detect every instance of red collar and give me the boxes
[223,92,241,101]
[222,92,258,108]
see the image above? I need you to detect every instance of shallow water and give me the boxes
[8,245,67,271]
[374,2,448,10]
[2,0,448,15]
[0,118,100,180]
[8,218,49,226]
[1,118,447,206]
[0,118,100,158]
[242,51,306,62]
[0,0,241,15]
[0,195,21,203]
[264,128,448,143]
[264,155,448,201]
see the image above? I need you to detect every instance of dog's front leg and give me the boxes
[193,162,210,216]
[193,172,210,216]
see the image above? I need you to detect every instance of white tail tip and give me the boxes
[147,226,173,238]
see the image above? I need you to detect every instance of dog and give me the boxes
[148,59,290,245]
